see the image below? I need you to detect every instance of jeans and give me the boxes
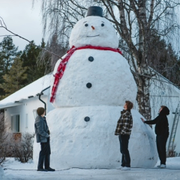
[156,135,168,165]
[118,135,131,167]
[38,138,51,169]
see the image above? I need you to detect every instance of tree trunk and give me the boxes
[134,67,151,120]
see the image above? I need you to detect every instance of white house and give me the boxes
[149,69,180,155]
[0,73,53,135]
[0,70,180,155]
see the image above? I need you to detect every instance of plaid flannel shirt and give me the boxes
[115,110,133,135]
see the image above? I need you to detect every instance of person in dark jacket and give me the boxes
[115,101,133,170]
[35,107,55,171]
[141,106,170,168]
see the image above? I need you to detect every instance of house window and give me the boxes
[11,115,20,132]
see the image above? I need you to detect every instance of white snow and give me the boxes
[0,74,52,108]
[69,16,119,48]
[35,11,158,169]
[1,157,180,180]
[52,49,137,107]
[33,107,157,169]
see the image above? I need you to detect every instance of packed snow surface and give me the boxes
[1,157,180,180]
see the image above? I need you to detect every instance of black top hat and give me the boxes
[86,6,103,17]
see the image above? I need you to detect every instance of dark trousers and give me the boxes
[38,138,51,169]
[156,135,168,165]
[118,135,131,167]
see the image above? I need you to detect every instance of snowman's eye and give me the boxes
[101,23,104,27]
[85,23,88,27]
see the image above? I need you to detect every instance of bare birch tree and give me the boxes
[37,0,180,119]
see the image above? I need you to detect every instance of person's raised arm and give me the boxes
[141,117,158,125]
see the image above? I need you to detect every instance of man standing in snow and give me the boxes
[35,107,55,172]
[115,101,133,170]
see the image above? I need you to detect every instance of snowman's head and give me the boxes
[69,8,119,48]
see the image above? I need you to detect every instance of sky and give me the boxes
[1,157,180,180]
[0,0,43,50]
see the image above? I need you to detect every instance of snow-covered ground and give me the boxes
[1,157,180,180]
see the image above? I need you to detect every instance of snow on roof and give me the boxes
[0,73,52,109]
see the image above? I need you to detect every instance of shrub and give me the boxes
[13,133,35,163]
[0,112,35,163]
[167,145,176,157]
[0,112,7,164]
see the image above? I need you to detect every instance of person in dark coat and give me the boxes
[141,106,170,168]
[115,101,133,170]
[35,107,55,171]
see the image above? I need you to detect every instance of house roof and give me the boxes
[0,73,52,110]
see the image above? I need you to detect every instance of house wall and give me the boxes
[4,96,48,134]
[149,75,180,155]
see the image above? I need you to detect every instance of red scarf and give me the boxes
[50,45,122,102]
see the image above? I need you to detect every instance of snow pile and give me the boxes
[0,166,4,180]
[34,107,158,169]
[52,49,137,108]
[0,73,51,106]
[69,16,119,49]
[52,15,137,108]
[34,6,158,169]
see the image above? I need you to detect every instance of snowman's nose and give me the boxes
[91,26,95,30]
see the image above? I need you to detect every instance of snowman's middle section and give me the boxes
[53,49,137,108]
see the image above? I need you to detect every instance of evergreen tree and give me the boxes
[0,36,21,73]
[0,57,27,98]
[0,36,21,98]
[148,34,180,86]
[21,40,50,85]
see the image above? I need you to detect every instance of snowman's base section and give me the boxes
[33,106,158,169]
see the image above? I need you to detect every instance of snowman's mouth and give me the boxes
[87,35,100,37]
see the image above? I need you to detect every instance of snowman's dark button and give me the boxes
[86,83,92,88]
[88,56,94,62]
[84,116,90,122]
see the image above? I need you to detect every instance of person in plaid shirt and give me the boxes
[115,101,133,170]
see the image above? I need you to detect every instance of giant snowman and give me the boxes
[34,6,158,169]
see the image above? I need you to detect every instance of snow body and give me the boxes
[3,157,180,179]
[69,16,119,49]
[33,15,158,168]
[52,49,137,107]
[52,16,137,107]
[47,107,157,168]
